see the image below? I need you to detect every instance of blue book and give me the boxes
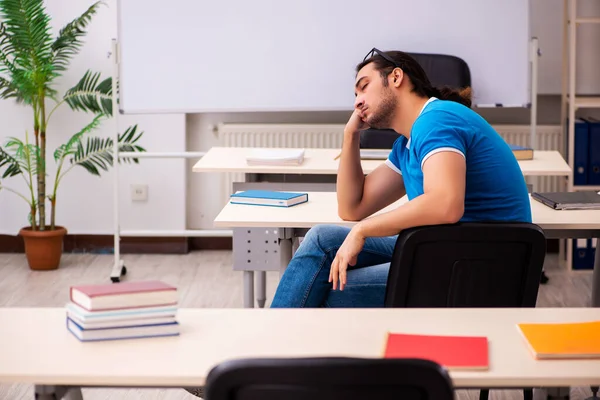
[230,190,308,207]
[66,317,180,342]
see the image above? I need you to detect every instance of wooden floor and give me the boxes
[0,251,595,399]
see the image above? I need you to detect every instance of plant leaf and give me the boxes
[51,1,104,74]
[0,144,23,178]
[54,114,104,162]
[64,69,112,116]
[0,22,34,104]
[0,75,19,100]
[70,126,146,176]
[0,0,56,104]
[117,124,146,164]
[3,136,40,176]
[0,0,54,80]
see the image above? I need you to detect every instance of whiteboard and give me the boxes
[117,0,531,113]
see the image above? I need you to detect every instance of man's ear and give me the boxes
[391,68,404,88]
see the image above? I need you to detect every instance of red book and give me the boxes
[383,332,489,370]
[70,280,178,311]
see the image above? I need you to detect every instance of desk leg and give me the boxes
[593,237,600,307]
[243,271,254,308]
[34,385,83,400]
[234,226,292,308]
[279,237,293,279]
[64,387,84,400]
[256,271,266,308]
[546,387,570,399]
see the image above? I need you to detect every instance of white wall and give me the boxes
[0,0,186,235]
[3,0,599,237]
[533,0,600,95]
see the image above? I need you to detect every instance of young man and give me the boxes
[270,49,532,308]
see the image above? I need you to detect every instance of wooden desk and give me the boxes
[214,193,600,308]
[215,193,600,234]
[1,307,600,393]
[193,147,571,177]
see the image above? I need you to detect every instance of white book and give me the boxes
[68,314,177,330]
[65,302,177,323]
[246,148,305,166]
[359,149,390,160]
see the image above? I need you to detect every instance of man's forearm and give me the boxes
[354,193,464,238]
[336,130,365,211]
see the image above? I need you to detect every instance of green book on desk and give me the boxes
[532,191,600,210]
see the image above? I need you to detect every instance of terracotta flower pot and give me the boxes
[19,226,67,270]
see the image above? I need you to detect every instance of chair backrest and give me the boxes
[384,222,546,308]
[408,52,471,89]
[359,53,471,150]
[205,357,454,400]
[359,128,398,149]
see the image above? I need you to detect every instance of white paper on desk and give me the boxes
[246,148,305,165]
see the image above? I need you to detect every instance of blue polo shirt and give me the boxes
[385,98,532,223]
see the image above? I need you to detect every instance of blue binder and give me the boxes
[572,238,596,270]
[572,239,591,270]
[571,119,589,186]
[586,117,600,185]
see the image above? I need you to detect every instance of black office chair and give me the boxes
[384,222,546,400]
[204,357,455,400]
[409,52,471,90]
[359,128,398,149]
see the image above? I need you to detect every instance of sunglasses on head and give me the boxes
[363,47,401,68]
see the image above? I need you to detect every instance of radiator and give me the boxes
[492,125,565,194]
[217,123,563,202]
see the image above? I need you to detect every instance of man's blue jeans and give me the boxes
[271,224,398,308]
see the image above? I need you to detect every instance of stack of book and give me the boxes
[65,280,180,342]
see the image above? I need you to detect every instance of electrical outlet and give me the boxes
[131,184,148,202]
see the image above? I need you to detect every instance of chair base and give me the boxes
[585,385,600,400]
[183,387,205,398]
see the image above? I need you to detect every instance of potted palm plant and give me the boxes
[0,0,146,270]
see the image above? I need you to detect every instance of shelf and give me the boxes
[575,17,600,23]
[573,185,600,191]
[567,95,600,108]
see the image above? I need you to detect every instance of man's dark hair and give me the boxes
[356,50,472,108]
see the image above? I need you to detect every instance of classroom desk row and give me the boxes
[214,192,600,309]
[193,147,572,177]
[193,146,592,309]
[1,307,599,397]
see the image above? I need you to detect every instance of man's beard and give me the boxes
[367,89,397,129]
